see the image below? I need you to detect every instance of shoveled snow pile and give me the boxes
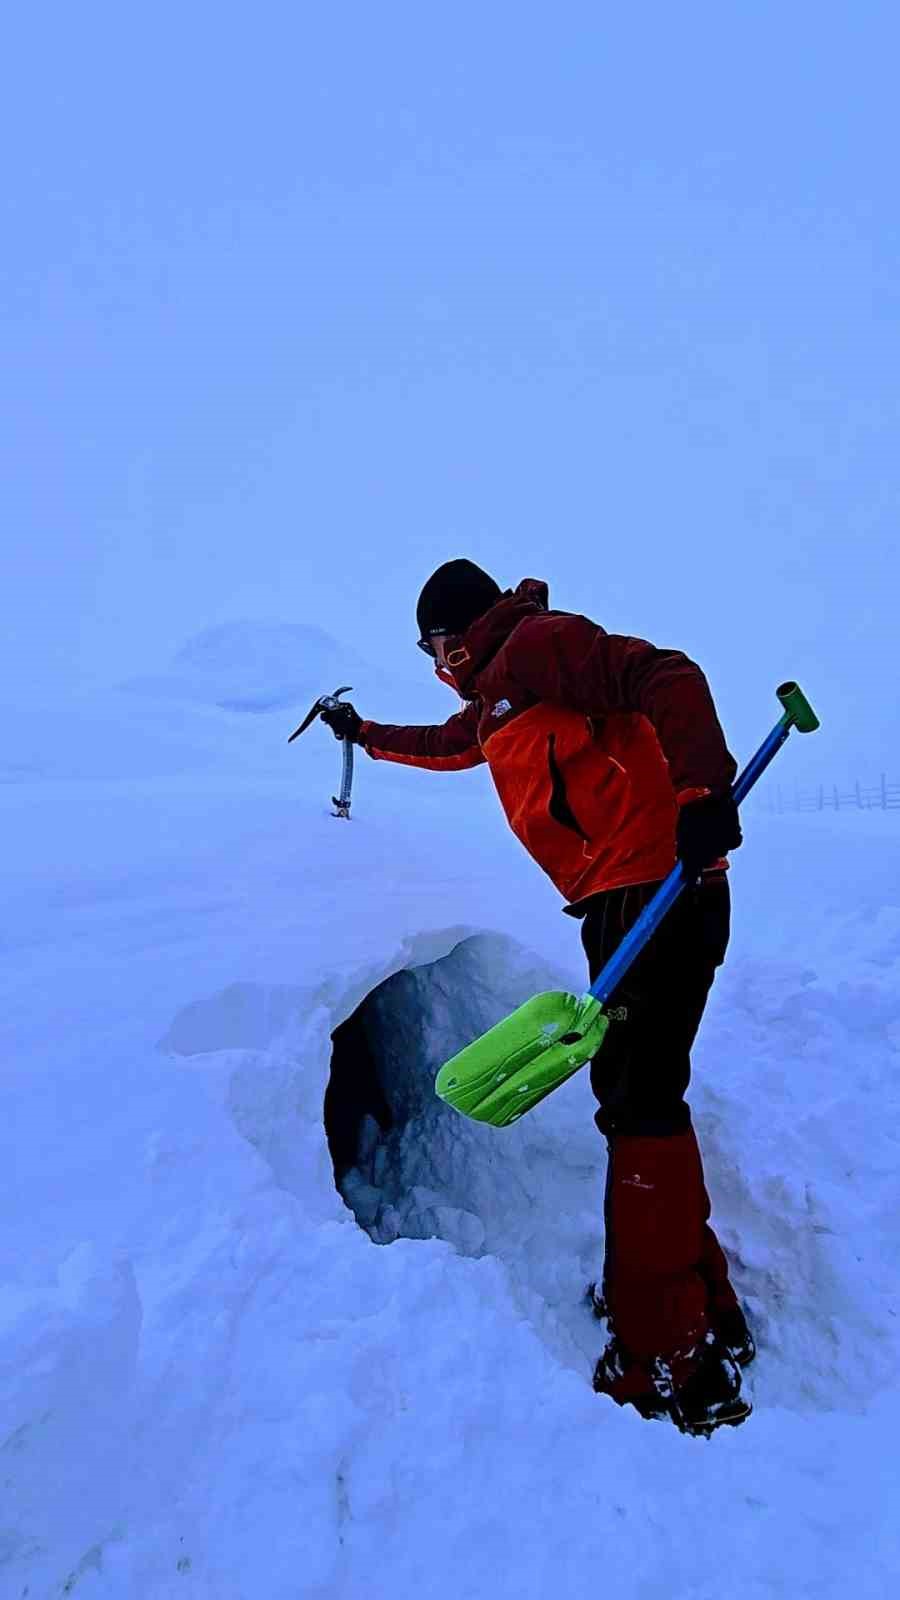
[2,684,899,1598]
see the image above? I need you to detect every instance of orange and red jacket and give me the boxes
[359,580,737,912]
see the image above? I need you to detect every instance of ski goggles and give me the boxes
[417,627,449,658]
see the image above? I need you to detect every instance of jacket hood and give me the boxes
[441,578,549,697]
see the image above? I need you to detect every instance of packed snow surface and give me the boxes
[3,664,899,1598]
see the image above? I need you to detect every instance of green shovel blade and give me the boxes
[435,990,609,1127]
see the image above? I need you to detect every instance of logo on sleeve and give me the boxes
[491,698,512,718]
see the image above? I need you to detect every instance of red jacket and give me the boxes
[360,580,737,910]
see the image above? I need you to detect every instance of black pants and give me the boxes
[577,874,731,1138]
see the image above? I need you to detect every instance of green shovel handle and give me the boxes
[776,681,820,734]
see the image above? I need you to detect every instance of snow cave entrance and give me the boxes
[325,933,562,1254]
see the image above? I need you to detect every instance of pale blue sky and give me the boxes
[3,3,897,776]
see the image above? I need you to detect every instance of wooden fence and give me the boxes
[756,775,900,814]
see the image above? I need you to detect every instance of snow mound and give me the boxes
[123,620,387,715]
[0,617,443,781]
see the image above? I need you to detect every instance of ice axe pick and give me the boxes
[287,685,355,819]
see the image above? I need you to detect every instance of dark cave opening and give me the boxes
[322,932,566,1250]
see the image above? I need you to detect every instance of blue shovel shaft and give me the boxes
[587,711,793,1006]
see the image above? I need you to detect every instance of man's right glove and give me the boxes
[320,701,364,743]
[676,791,742,879]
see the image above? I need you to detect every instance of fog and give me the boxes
[3,5,897,780]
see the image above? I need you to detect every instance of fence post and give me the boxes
[855,780,863,809]
[882,773,888,811]
[818,784,824,811]
[833,785,840,811]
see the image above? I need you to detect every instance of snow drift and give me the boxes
[0,618,443,783]
[123,621,382,715]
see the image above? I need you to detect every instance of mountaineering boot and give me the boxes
[591,1336,669,1421]
[592,1330,752,1436]
[666,1335,752,1436]
[587,1278,755,1366]
[586,1280,607,1320]
[713,1301,756,1368]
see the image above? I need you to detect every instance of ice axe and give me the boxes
[435,681,820,1127]
[288,685,355,819]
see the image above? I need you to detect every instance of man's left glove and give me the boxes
[676,791,742,878]
[320,702,363,743]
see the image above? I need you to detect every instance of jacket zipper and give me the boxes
[547,733,590,840]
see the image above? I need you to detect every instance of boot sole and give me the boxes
[593,1387,753,1436]
[674,1398,753,1438]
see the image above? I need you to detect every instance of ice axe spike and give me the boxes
[287,685,355,820]
[435,680,821,1127]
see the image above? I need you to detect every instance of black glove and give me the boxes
[320,701,363,743]
[676,792,742,878]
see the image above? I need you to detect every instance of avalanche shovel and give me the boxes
[435,681,820,1127]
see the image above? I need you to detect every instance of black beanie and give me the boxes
[416,559,503,639]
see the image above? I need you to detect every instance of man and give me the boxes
[321,559,753,1436]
